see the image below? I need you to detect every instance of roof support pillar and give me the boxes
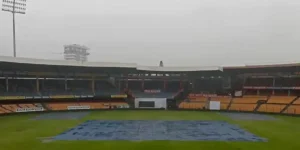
[36,76,39,93]
[65,77,67,91]
[118,79,121,92]
[192,79,195,89]
[141,78,144,90]
[5,77,8,92]
[42,78,46,91]
[91,77,95,94]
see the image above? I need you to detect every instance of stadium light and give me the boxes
[2,0,27,57]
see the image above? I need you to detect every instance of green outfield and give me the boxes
[0,110,300,150]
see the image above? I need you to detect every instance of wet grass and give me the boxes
[0,110,300,150]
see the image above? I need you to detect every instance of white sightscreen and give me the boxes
[135,98,167,109]
[209,101,220,110]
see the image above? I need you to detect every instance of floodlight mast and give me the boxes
[2,0,27,57]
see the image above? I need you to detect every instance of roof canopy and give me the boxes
[0,56,222,72]
[0,56,299,72]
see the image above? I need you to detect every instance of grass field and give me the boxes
[0,110,300,150]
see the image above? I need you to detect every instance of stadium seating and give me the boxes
[144,81,164,90]
[257,104,286,113]
[229,104,257,111]
[2,104,21,112]
[283,105,300,114]
[78,102,110,109]
[80,102,129,109]
[232,96,267,104]
[188,96,207,102]
[47,103,80,111]
[166,81,180,92]
[127,81,141,91]
[95,80,117,91]
[267,96,296,104]
[47,102,129,111]
[0,103,43,113]
[210,97,231,109]
[0,79,122,97]
[292,99,300,104]
[178,102,206,109]
[0,83,5,93]
[180,95,232,110]
[0,106,11,114]
[40,79,66,93]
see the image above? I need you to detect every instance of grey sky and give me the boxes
[0,0,300,66]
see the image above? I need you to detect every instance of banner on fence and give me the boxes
[67,105,90,110]
[111,95,127,98]
[16,107,44,112]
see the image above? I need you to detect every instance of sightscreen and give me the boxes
[139,101,155,107]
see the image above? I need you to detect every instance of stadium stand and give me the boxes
[166,81,181,92]
[179,95,232,110]
[1,79,37,96]
[144,80,164,90]
[245,78,273,87]
[257,104,286,113]
[229,104,257,111]
[47,103,80,111]
[267,96,296,104]
[292,98,300,104]
[0,79,5,93]
[188,94,207,102]
[178,102,206,109]
[210,96,232,110]
[1,56,300,115]
[283,105,300,114]
[47,102,129,111]
[0,103,44,113]
[95,80,120,95]
[232,96,267,104]
[67,79,92,94]
[127,81,141,91]
[40,79,67,96]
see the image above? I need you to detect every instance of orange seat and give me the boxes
[0,107,11,113]
[220,103,229,110]
[189,97,207,102]
[0,104,43,113]
[179,102,206,109]
[292,99,300,104]
[79,102,108,109]
[233,96,267,103]
[47,103,79,110]
[47,102,129,110]
[210,97,231,110]
[257,104,286,113]
[211,97,231,103]
[2,104,19,112]
[229,104,256,112]
[268,96,295,104]
[283,105,300,114]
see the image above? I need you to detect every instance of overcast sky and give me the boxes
[0,0,300,66]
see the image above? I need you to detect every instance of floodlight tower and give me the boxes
[2,0,27,57]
